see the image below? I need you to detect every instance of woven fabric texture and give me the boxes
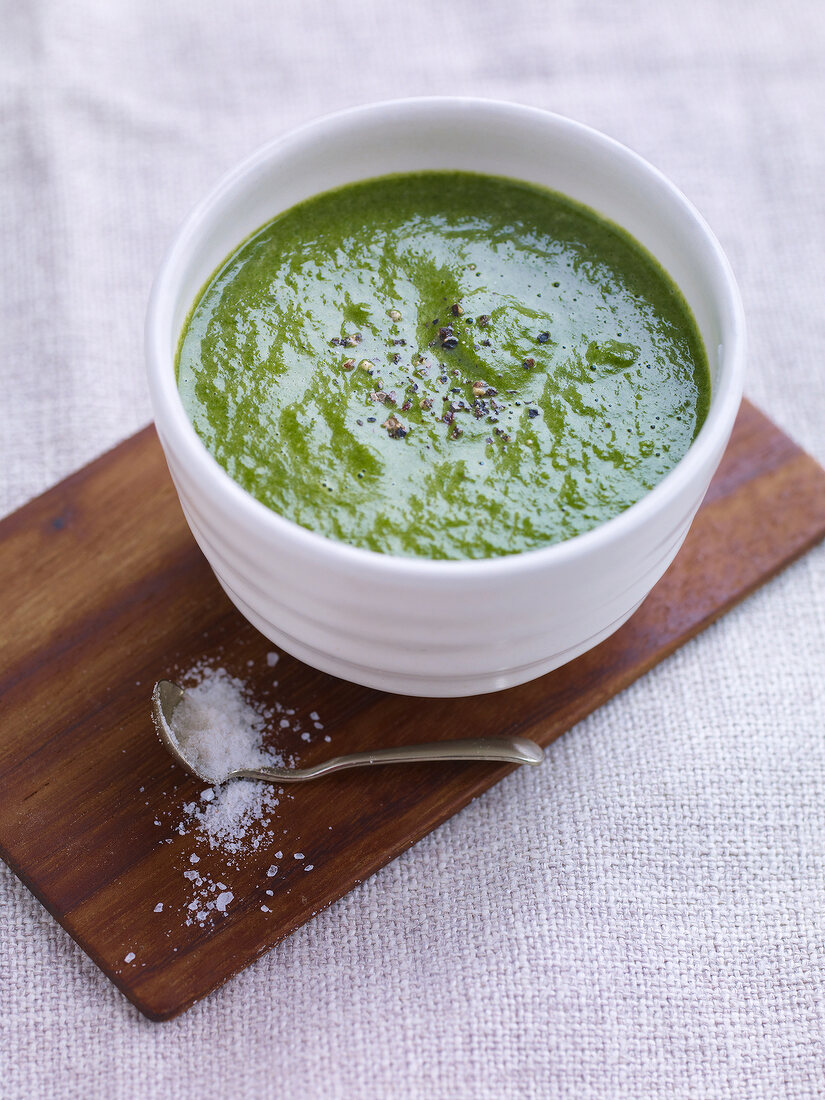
[2,1,825,1097]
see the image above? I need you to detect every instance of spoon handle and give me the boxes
[233,736,543,783]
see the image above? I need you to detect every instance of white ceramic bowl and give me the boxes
[146,97,745,697]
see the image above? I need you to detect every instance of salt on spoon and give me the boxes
[152,680,543,784]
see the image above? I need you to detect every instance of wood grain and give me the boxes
[1,400,824,1021]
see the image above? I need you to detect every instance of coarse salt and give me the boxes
[167,666,298,854]
[170,668,280,783]
[158,663,325,922]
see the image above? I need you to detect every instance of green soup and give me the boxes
[177,172,710,559]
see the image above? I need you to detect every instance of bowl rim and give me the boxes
[145,95,746,578]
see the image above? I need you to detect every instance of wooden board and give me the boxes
[1,400,824,1022]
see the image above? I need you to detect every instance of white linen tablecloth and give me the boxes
[2,2,825,1096]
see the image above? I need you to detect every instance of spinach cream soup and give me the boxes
[177,172,710,559]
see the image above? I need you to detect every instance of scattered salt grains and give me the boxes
[157,663,324,922]
[192,779,282,853]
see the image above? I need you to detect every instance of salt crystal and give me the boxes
[301,732,310,742]
[275,851,283,859]
[305,865,314,871]
[201,788,215,802]
[266,652,280,667]
[154,903,163,913]
[215,891,233,912]
[279,718,289,729]
[313,722,324,730]
[189,854,200,864]
[294,852,304,859]
[266,890,273,896]
[266,866,278,877]
[309,711,320,722]
[261,905,270,912]
[324,736,331,742]
[124,952,135,963]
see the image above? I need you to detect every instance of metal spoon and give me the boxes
[152,679,543,784]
